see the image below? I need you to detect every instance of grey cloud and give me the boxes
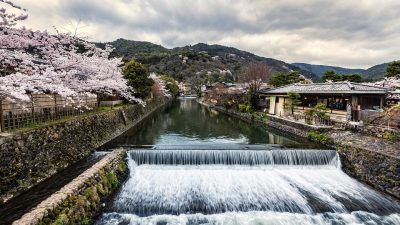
[16,0,400,68]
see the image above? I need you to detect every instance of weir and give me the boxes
[129,148,338,166]
[102,146,400,219]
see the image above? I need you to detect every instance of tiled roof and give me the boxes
[259,82,388,95]
[388,90,400,100]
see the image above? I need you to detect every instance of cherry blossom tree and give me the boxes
[0,0,141,106]
[149,72,171,97]
[365,77,400,89]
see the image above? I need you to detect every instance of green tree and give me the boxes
[322,71,362,83]
[305,103,328,119]
[269,71,305,87]
[341,74,362,83]
[123,59,154,99]
[284,91,301,115]
[322,71,340,82]
[386,61,400,78]
[160,75,179,97]
[313,103,329,119]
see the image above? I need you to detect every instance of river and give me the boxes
[96,99,400,225]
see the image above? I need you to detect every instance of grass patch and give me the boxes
[307,131,334,145]
[381,131,397,143]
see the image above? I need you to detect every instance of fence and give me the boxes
[292,113,346,127]
[0,94,98,132]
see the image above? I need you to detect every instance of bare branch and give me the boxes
[238,62,272,93]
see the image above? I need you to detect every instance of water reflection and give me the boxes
[104,99,321,148]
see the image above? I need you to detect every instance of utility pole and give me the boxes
[0,99,4,132]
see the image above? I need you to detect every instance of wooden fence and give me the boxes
[0,94,97,132]
[292,113,346,127]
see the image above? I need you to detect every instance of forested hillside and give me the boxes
[101,39,318,82]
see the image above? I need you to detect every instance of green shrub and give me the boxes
[53,214,68,225]
[381,131,397,142]
[245,104,253,113]
[238,103,253,113]
[238,104,247,112]
[305,103,328,119]
[107,171,119,189]
[118,160,128,173]
[307,131,334,145]
[81,217,91,225]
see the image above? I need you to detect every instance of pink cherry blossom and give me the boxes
[0,1,142,106]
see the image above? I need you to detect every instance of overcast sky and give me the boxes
[13,0,400,69]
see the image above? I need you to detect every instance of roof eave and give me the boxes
[261,91,387,95]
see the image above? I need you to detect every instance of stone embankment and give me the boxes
[12,149,127,225]
[200,100,400,199]
[0,97,170,204]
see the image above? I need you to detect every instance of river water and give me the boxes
[96,99,400,225]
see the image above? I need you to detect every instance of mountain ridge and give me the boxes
[292,62,392,81]
[103,38,319,82]
[101,38,392,82]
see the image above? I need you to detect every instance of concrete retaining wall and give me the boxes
[0,97,169,204]
[12,149,127,225]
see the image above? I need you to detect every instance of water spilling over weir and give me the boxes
[95,100,400,225]
[129,148,338,166]
[96,146,400,225]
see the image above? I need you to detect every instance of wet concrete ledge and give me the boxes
[12,149,127,225]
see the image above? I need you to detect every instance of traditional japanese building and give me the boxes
[258,82,389,121]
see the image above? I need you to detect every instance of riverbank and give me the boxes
[199,100,400,199]
[0,97,170,204]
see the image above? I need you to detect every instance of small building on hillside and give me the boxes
[178,83,194,96]
[258,82,389,121]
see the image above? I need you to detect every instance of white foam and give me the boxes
[111,160,400,215]
[97,211,400,225]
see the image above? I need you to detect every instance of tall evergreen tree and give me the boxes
[386,61,400,78]
[123,60,154,99]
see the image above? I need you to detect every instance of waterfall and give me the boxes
[107,149,400,217]
[129,149,338,166]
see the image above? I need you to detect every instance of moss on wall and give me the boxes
[37,158,128,225]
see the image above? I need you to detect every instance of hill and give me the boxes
[103,39,319,82]
[362,63,389,81]
[292,63,365,78]
[292,62,391,81]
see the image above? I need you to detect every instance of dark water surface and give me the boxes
[102,99,321,148]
